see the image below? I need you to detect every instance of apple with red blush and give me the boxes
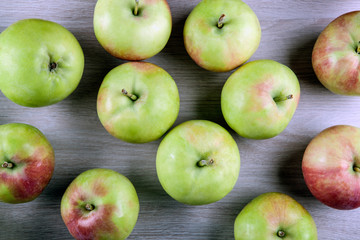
[312,11,360,95]
[221,60,300,139]
[97,61,179,143]
[0,123,55,203]
[302,125,360,210]
[61,168,139,240]
[234,192,317,239]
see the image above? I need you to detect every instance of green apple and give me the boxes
[0,19,84,107]
[312,11,360,95]
[184,0,261,72]
[93,0,172,60]
[221,60,300,139]
[0,123,55,203]
[61,168,139,240]
[156,120,240,205]
[97,62,179,143]
[234,192,318,240]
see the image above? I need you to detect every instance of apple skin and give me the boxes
[0,123,55,203]
[0,19,84,107]
[97,62,179,143]
[312,11,360,95]
[183,0,261,72]
[93,0,172,60]
[234,192,317,240]
[156,120,240,205]
[221,60,300,139]
[302,125,360,210]
[61,168,139,240]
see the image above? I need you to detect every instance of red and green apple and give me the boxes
[156,120,240,205]
[312,11,360,95]
[0,19,84,107]
[61,168,139,240]
[97,62,179,143]
[221,59,300,139]
[184,0,261,72]
[93,0,172,60]
[302,125,360,210]
[0,123,55,203]
[234,192,317,240]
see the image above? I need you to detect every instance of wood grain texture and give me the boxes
[1,0,360,239]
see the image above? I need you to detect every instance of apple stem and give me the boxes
[353,165,360,173]
[85,203,95,211]
[357,41,360,54]
[197,159,214,167]
[273,94,293,103]
[134,0,140,16]
[277,230,286,238]
[122,89,138,101]
[1,162,13,169]
[217,14,226,29]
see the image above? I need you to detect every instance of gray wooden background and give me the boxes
[1,0,360,239]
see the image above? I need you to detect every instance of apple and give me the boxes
[0,19,84,107]
[312,11,360,95]
[156,120,240,205]
[0,123,55,203]
[97,61,179,143]
[302,125,360,210]
[61,168,139,240]
[234,192,317,240]
[221,59,300,139]
[93,0,172,60]
[183,0,261,72]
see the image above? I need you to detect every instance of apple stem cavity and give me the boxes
[357,41,360,54]
[277,230,286,238]
[85,203,95,211]
[1,162,13,169]
[197,159,214,167]
[134,0,140,16]
[217,14,226,29]
[353,165,360,173]
[122,89,138,101]
[273,94,293,103]
[49,62,57,72]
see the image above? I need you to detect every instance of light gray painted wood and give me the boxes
[1,0,360,239]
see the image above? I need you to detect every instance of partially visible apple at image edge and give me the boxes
[312,11,360,96]
[93,0,172,60]
[0,123,55,204]
[0,18,84,107]
[234,192,318,240]
[61,168,139,240]
[302,125,360,210]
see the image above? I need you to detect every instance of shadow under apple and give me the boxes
[287,35,325,90]
[277,142,313,197]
